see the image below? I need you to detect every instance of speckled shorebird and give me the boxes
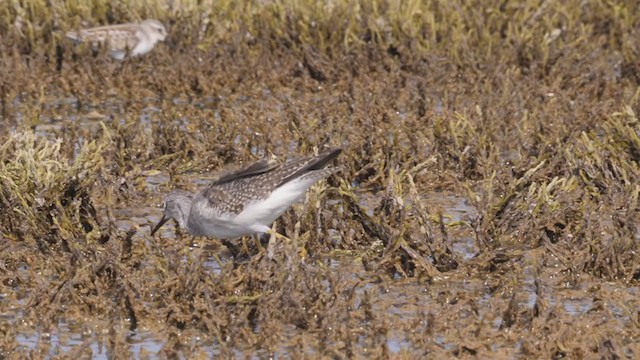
[150,148,342,239]
[66,19,167,59]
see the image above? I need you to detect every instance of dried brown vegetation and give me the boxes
[1,0,640,358]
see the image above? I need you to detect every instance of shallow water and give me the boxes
[4,140,637,357]
[5,184,482,356]
[7,185,635,358]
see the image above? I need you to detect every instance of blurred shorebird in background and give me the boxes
[66,19,167,59]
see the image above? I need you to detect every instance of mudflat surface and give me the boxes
[1,1,639,358]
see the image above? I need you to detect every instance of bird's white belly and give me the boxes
[131,39,155,56]
[188,178,317,239]
[110,50,127,60]
[195,219,262,238]
[188,206,272,239]
[234,179,311,227]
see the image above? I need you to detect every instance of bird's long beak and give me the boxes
[150,215,170,236]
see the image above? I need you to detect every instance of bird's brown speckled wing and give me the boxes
[198,148,342,216]
[199,186,246,216]
[67,23,140,50]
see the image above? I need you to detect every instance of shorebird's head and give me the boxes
[151,192,192,236]
[142,19,167,42]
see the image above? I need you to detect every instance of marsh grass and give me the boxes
[0,130,109,246]
[0,0,638,64]
[1,0,640,358]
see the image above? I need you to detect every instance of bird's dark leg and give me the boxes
[261,232,271,248]
[220,239,240,259]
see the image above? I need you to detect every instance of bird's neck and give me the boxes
[176,199,193,230]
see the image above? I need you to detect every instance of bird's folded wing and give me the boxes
[198,185,247,217]
[210,159,278,185]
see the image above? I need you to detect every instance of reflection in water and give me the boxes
[13,320,165,359]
